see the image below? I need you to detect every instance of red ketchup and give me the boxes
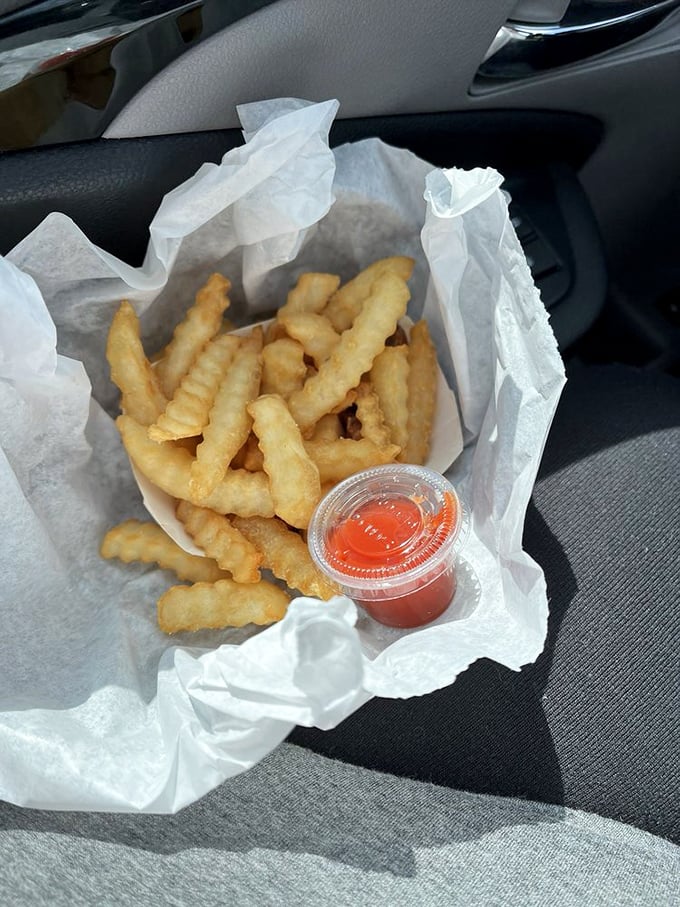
[307,465,464,629]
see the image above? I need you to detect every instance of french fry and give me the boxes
[355,381,392,448]
[250,324,265,348]
[156,273,231,398]
[233,517,338,600]
[242,434,265,472]
[106,301,167,425]
[148,333,240,441]
[264,320,289,344]
[401,319,438,464]
[202,470,274,519]
[190,336,263,499]
[118,415,191,496]
[278,312,340,367]
[158,579,290,633]
[264,274,340,344]
[324,257,414,332]
[231,437,249,470]
[310,413,342,442]
[370,345,410,450]
[117,415,275,517]
[288,272,410,433]
[304,438,400,483]
[248,394,321,529]
[320,481,337,498]
[261,338,307,398]
[278,272,340,318]
[329,388,358,415]
[176,500,262,583]
[100,520,228,583]
[106,260,447,641]
[172,436,200,455]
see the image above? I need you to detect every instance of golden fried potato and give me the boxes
[324,257,414,332]
[261,337,307,399]
[172,436,201,456]
[401,319,438,464]
[278,272,340,318]
[248,394,321,529]
[355,381,392,448]
[106,260,447,640]
[287,272,410,433]
[264,320,289,344]
[100,519,228,583]
[328,388,358,416]
[370,344,410,450]
[242,433,265,472]
[190,336,263,500]
[304,438,400,483]
[309,413,342,442]
[320,481,337,498]
[157,578,289,633]
[148,333,240,441]
[156,273,231,398]
[278,311,340,367]
[106,301,167,425]
[176,500,262,584]
[233,517,338,600]
[117,415,275,517]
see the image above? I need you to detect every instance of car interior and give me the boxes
[0,0,678,901]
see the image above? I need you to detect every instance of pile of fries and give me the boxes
[102,257,439,633]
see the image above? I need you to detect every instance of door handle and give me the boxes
[478,0,680,82]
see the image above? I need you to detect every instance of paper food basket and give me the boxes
[0,98,565,812]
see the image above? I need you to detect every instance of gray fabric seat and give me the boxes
[1,743,678,906]
[291,364,680,843]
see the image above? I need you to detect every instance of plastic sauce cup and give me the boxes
[307,464,465,629]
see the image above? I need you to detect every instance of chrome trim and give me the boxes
[478,0,680,82]
[0,0,275,151]
[508,0,680,37]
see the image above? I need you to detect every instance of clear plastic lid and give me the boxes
[307,464,465,600]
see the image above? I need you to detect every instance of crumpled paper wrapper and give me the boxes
[0,98,565,812]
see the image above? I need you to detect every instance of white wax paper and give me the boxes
[0,98,565,812]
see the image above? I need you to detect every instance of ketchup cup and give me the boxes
[307,464,466,629]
